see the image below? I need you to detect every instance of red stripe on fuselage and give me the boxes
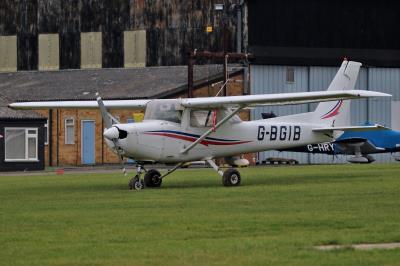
[143,132,251,146]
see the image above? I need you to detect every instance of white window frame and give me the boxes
[4,127,38,162]
[65,118,75,144]
[44,119,49,145]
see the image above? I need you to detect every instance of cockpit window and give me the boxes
[190,109,242,127]
[190,110,214,127]
[144,100,183,124]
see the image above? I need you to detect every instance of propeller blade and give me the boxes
[96,92,119,129]
[96,93,128,176]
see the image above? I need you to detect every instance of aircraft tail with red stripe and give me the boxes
[313,60,362,126]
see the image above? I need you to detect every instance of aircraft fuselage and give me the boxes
[109,119,331,163]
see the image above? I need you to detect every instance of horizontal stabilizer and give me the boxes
[334,138,385,153]
[313,124,390,133]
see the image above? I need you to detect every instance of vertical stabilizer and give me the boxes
[313,60,362,126]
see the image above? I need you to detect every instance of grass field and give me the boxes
[1,164,400,265]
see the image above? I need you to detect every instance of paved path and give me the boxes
[315,243,400,251]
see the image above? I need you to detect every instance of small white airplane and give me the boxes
[10,60,390,190]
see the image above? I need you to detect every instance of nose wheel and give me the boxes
[128,165,146,191]
[129,175,144,190]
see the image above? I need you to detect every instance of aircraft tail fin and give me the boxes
[312,60,362,126]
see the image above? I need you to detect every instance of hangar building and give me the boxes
[248,0,400,164]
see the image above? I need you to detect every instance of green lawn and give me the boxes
[1,164,400,265]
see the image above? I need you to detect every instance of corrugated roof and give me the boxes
[0,65,242,102]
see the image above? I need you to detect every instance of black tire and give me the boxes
[129,176,144,190]
[144,169,162,188]
[222,168,241,187]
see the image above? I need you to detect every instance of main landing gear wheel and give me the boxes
[144,169,162,188]
[222,168,241,187]
[129,176,144,190]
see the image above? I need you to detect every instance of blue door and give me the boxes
[82,120,95,165]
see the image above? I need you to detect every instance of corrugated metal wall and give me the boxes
[251,64,400,164]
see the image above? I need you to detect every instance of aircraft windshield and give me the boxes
[144,100,183,124]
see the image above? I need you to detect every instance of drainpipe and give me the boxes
[49,109,53,166]
[236,0,244,53]
[56,109,59,167]
[366,66,370,123]
[188,52,195,98]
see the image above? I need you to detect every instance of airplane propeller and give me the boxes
[96,93,128,176]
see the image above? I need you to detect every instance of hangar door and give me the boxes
[81,120,95,165]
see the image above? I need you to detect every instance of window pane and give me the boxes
[5,129,26,159]
[66,125,74,144]
[191,110,213,127]
[28,137,37,159]
[144,100,183,123]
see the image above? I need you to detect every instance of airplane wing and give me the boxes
[9,99,151,110]
[334,137,386,154]
[312,124,390,133]
[181,90,390,109]
[10,90,389,110]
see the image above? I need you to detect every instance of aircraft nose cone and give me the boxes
[104,127,120,140]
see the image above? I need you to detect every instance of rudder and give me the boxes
[313,60,362,126]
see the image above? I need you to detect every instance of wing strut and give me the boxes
[180,106,244,154]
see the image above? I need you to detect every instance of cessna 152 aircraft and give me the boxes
[10,60,390,190]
